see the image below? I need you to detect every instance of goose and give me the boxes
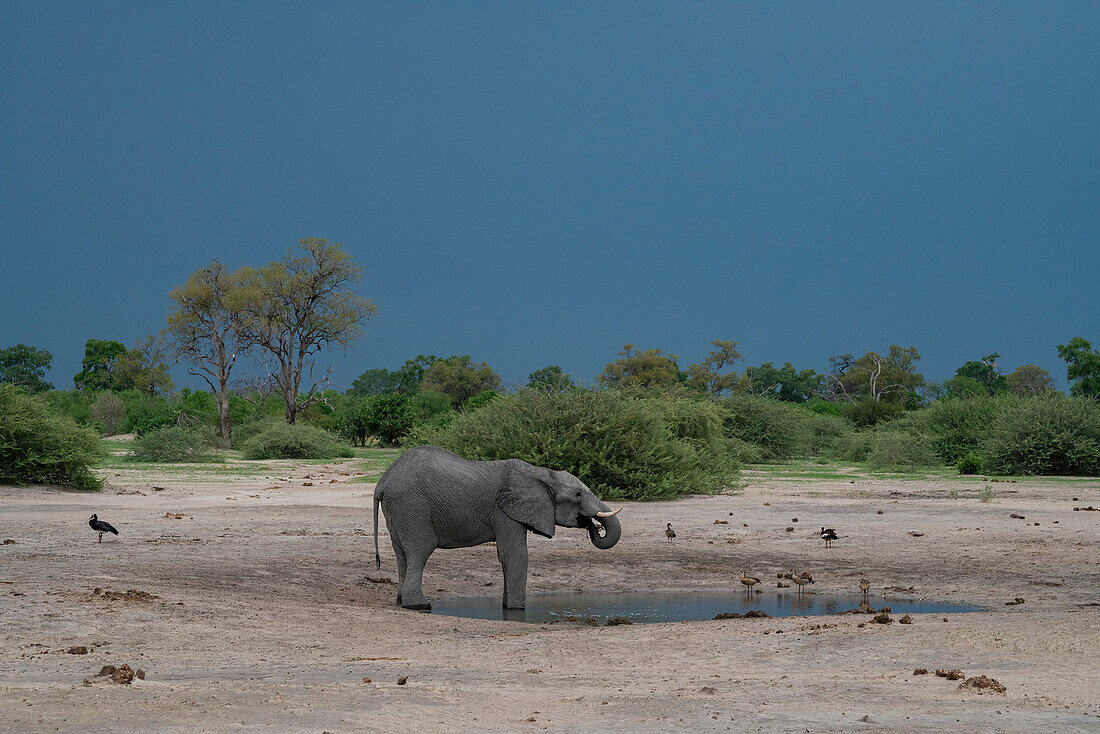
[665,523,676,543]
[820,527,839,548]
[740,571,761,592]
[859,578,871,602]
[789,569,813,595]
[88,514,118,543]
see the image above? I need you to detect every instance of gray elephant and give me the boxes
[372,445,622,610]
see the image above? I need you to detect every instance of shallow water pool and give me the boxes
[430,590,982,624]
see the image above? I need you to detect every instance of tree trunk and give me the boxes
[218,379,232,449]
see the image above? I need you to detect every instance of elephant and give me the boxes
[372,445,622,611]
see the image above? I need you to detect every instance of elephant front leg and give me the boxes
[495,525,529,610]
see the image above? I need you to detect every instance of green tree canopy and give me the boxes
[421,355,503,408]
[834,345,924,403]
[1057,337,1100,397]
[685,340,745,395]
[745,361,822,402]
[954,353,1008,395]
[73,339,129,390]
[347,368,403,397]
[526,365,575,393]
[237,238,377,423]
[1005,364,1054,397]
[599,344,680,388]
[0,344,54,393]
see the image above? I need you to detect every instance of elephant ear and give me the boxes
[497,461,556,538]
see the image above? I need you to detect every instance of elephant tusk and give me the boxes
[594,508,621,518]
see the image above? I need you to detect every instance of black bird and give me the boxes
[665,523,676,543]
[820,526,839,548]
[88,514,118,543]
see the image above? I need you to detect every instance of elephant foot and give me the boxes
[502,603,526,611]
[402,602,432,612]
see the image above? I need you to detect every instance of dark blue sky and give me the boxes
[2,3,1097,391]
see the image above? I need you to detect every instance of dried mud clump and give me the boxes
[743,610,770,618]
[2,539,15,544]
[913,668,929,675]
[605,617,633,626]
[93,588,158,603]
[899,614,913,624]
[86,664,145,686]
[959,675,1006,694]
[935,669,964,681]
[67,646,92,655]
[1005,597,1025,606]
[872,613,893,624]
[714,612,743,619]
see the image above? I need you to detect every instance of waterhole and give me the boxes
[430,590,982,624]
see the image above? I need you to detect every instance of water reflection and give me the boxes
[430,590,981,624]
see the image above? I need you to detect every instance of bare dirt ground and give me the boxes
[1,453,1098,733]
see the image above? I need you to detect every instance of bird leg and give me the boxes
[98,532,103,544]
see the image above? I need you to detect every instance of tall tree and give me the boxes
[834,345,924,403]
[685,340,744,395]
[745,361,822,402]
[237,238,377,424]
[599,345,680,388]
[114,335,175,396]
[1005,364,1054,397]
[421,355,503,407]
[526,365,575,393]
[954,353,1008,395]
[73,339,129,390]
[1056,337,1100,397]
[347,368,402,397]
[0,344,54,393]
[167,261,250,446]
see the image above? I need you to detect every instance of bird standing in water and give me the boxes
[88,514,118,543]
[665,523,676,543]
[859,578,871,602]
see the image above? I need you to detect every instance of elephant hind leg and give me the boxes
[399,547,434,611]
[384,516,410,605]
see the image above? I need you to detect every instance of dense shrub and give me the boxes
[716,394,810,461]
[332,394,413,446]
[39,390,94,425]
[801,410,854,456]
[895,395,1014,463]
[835,428,938,470]
[241,423,354,460]
[90,392,127,435]
[983,395,1100,476]
[956,452,984,474]
[404,388,738,501]
[840,399,904,428]
[130,426,217,463]
[0,384,105,489]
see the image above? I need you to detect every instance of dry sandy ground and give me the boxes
[1,455,1098,733]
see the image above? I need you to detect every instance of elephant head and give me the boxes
[497,461,622,550]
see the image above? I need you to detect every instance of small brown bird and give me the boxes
[665,523,676,543]
[740,571,761,592]
[789,569,813,595]
[859,578,871,601]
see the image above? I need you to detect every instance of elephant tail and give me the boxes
[373,489,382,570]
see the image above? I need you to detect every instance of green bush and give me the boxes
[404,388,738,501]
[40,389,94,425]
[983,395,1100,476]
[801,410,854,456]
[0,384,105,489]
[896,395,1015,463]
[716,394,810,461]
[841,399,904,428]
[130,426,217,463]
[332,394,413,446]
[956,452,984,474]
[241,423,354,460]
[835,428,938,471]
[231,417,284,448]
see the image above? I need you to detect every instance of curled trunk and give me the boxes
[584,504,622,550]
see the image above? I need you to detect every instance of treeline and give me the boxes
[1,234,1099,492]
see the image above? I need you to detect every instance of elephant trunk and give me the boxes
[585,508,622,550]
